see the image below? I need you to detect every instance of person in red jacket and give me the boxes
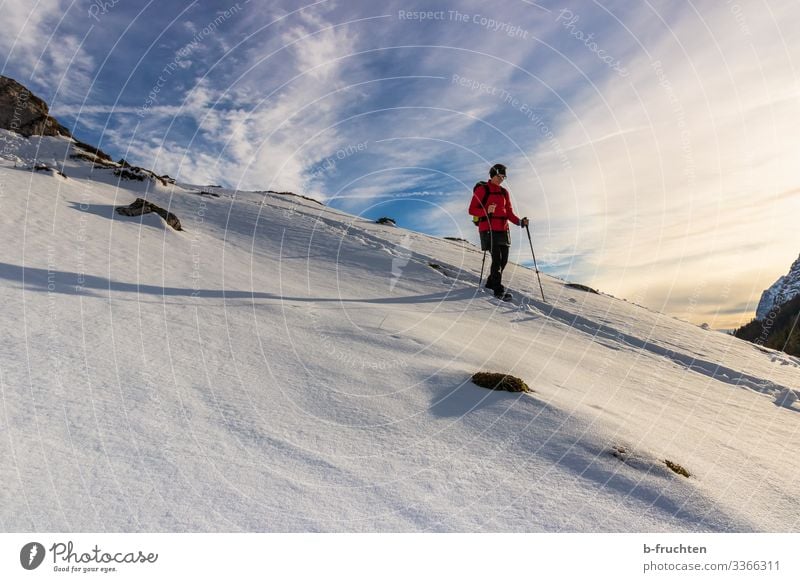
[469,163,528,298]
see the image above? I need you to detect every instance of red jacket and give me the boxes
[469,181,521,232]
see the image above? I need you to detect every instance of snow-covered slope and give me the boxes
[756,254,800,320]
[1,130,799,532]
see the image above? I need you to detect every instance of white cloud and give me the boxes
[105,7,365,197]
[0,0,95,101]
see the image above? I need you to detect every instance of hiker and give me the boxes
[469,163,528,299]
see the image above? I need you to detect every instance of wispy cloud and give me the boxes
[501,0,800,327]
[0,0,96,101]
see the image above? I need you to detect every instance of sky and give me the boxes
[1,0,799,329]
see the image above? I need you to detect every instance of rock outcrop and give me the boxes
[0,76,71,137]
[115,198,182,231]
[113,166,171,187]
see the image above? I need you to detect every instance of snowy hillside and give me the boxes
[1,130,799,532]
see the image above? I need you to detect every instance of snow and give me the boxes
[1,129,799,532]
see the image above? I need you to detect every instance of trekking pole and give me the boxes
[478,212,493,286]
[525,224,546,302]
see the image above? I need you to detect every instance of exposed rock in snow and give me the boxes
[116,197,183,230]
[0,75,71,137]
[774,388,798,408]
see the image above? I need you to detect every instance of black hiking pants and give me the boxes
[481,230,510,292]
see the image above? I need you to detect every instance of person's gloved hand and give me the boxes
[487,204,496,214]
[521,217,529,227]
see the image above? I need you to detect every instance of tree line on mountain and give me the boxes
[734,295,800,357]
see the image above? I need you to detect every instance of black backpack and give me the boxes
[472,181,506,226]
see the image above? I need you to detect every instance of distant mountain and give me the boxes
[735,294,800,357]
[755,254,800,320]
[0,75,71,137]
[734,254,800,356]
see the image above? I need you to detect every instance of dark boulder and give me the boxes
[116,198,182,231]
[33,164,67,178]
[113,166,168,186]
[72,138,112,161]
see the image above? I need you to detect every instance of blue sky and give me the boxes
[2,0,799,328]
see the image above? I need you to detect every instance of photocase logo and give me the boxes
[20,542,46,570]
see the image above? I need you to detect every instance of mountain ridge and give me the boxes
[756,253,800,320]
